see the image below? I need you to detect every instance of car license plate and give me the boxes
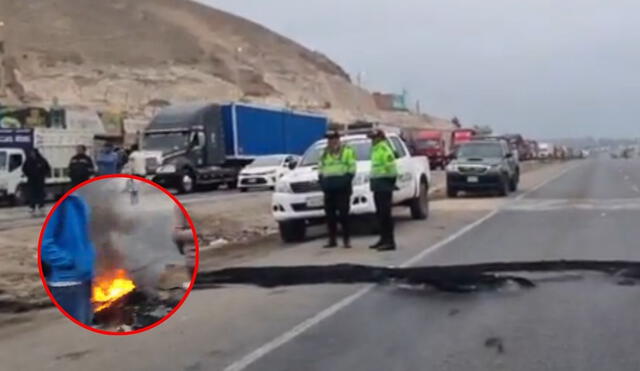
[467,176,479,183]
[307,196,324,208]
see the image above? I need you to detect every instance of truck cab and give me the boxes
[405,130,449,170]
[0,148,26,203]
[272,132,431,242]
[135,104,236,193]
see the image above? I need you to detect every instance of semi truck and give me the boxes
[0,128,94,204]
[130,102,328,193]
[402,129,451,169]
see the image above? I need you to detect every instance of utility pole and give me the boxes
[0,21,6,97]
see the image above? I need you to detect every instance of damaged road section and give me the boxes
[195,260,640,293]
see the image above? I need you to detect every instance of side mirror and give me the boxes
[505,153,513,158]
[288,161,297,170]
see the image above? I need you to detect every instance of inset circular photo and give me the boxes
[37,175,198,334]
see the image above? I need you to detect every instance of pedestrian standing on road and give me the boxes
[318,131,356,248]
[68,145,95,188]
[368,129,398,251]
[42,194,96,325]
[96,143,120,175]
[172,206,196,289]
[22,148,51,217]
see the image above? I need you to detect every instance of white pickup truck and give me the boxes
[272,132,431,242]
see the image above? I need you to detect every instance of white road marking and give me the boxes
[222,162,579,371]
[632,185,640,193]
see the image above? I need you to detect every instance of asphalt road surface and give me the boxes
[4,159,640,370]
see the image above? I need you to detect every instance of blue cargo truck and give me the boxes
[132,102,328,193]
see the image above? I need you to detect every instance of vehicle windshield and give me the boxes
[300,140,372,166]
[0,152,6,171]
[457,143,503,158]
[414,139,440,150]
[248,156,285,167]
[142,132,189,153]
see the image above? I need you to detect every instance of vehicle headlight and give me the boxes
[446,163,458,172]
[275,181,292,193]
[157,164,177,174]
[352,173,370,186]
[488,164,503,172]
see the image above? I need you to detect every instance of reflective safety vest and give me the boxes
[319,146,356,177]
[370,140,398,178]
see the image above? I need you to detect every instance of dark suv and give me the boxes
[446,140,519,197]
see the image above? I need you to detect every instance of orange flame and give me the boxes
[92,269,136,312]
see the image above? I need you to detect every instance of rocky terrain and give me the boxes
[0,0,452,127]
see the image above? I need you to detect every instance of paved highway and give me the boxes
[5,159,640,370]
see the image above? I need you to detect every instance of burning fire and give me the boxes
[92,269,136,312]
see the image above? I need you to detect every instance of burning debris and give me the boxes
[92,269,136,312]
[91,270,183,332]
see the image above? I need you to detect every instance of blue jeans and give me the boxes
[49,281,93,325]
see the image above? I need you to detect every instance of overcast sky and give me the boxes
[202,0,640,138]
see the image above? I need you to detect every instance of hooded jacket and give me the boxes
[42,195,96,283]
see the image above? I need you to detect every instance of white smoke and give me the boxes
[74,178,181,292]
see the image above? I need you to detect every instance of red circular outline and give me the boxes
[37,174,200,335]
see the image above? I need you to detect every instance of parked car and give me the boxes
[272,132,431,242]
[238,154,300,192]
[446,139,520,197]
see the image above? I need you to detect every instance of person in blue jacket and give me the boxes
[41,194,96,325]
[96,143,120,175]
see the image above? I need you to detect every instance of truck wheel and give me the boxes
[11,185,27,206]
[178,171,196,194]
[497,175,509,197]
[447,186,457,198]
[279,220,306,243]
[410,180,429,220]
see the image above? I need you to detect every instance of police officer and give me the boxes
[368,129,398,251]
[319,131,356,248]
[68,145,95,188]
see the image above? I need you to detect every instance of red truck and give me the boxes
[403,129,451,169]
[451,128,477,152]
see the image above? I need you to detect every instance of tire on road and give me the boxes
[279,220,306,243]
[10,184,27,206]
[447,185,457,198]
[410,179,429,220]
[177,170,196,194]
[509,170,520,192]
[497,174,509,197]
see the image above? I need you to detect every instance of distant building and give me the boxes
[373,92,408,111]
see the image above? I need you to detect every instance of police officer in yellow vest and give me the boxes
[368,129,398,251]
[319,131,357,248]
